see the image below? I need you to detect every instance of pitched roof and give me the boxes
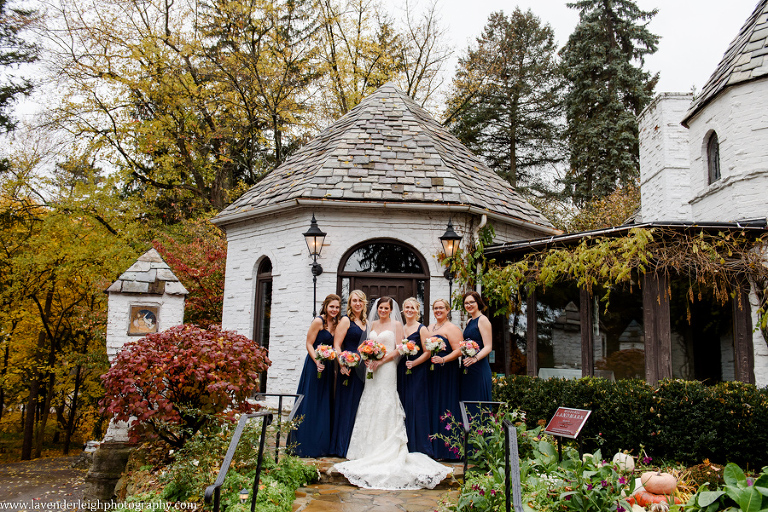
[683,0,768,125]
[106,248,188,295]
[212,83,554,230]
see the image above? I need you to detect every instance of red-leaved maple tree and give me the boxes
[100,325,270,447]
[152,219,226,327]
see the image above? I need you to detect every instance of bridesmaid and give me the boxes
[291,294,340,457]
[330,290,368,457]
[397,297,434,457]
[426,298,463,460]
[460,291,493,403]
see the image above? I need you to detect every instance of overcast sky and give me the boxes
[413,0,760,94]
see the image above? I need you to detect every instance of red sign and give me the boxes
[544,407,591,439]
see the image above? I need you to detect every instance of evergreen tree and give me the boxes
[445,9,565,192]
[0,0,38,133]
[561,0,658,206]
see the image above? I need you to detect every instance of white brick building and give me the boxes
[638,0,768,386]
[212,83,558,394]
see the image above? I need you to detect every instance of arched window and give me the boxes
[253,258,272,392]
[707,132,721,184]
[337,239,430,322]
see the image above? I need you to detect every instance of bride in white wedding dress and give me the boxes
[333,297,452,490]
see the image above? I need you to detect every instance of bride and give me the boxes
[333,297,452,490]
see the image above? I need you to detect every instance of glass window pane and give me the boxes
[537,284,582,375]
[595,284,645,380]
[508,303,528,375]
[343,242,424,273]
[670,280,735,383]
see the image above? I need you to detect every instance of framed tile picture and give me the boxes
[128,306,159,335]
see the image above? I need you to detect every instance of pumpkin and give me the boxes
[634,490,682,507]
[641,471,677,495]
[613,452,635,472]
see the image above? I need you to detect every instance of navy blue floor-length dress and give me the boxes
[397,325,434,457]
[291,324,334,458]
[330,320,365,457]
[427,334,460,460]
[460,317,493,403]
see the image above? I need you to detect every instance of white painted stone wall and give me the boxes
[685,79,768,222]
[106,292,186,361]
[638,93,694,222]
[640,81,768,386]
[220,206,542,395]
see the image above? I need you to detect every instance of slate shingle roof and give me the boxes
[212,83,553,230]
[684,0,768,125]
[106,249,188,295]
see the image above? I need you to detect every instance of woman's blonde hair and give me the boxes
[432,298,450,311]
[347,289,368,326]
[403,297,421,314]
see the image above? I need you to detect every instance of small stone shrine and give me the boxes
[83,248,188,500]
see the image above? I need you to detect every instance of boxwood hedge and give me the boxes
[492,376,768,468]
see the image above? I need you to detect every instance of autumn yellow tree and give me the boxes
[1,137,138,459]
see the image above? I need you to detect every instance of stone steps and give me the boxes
[303,456,464,490]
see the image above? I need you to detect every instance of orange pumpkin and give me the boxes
[634,490,682,507]
[641,471,677,495]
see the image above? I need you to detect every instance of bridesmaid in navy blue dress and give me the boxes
[397,297,434,457]
[427,298,463,460]
[291,294,340,458]
[460,291,493,403]
[330,289,368,457]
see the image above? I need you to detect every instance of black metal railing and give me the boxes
[459,400,505,480]
[204,411,273,512]
[502,419,524,512]
[252,393,304,463]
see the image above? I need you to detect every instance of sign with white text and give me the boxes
[544,407,591,439]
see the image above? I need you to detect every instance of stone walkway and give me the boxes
[293,483,458,512]
[292,457,462,512]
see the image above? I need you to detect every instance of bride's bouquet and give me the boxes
[358,339,387,379]
[396,339,420,374]
[459,339,480,374]
[314,345,336,378]
[424,336,446,371]
[338,350,361,386]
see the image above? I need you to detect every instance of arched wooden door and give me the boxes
[337,239,430,322]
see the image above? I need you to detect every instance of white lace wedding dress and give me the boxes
[333,329,452,490]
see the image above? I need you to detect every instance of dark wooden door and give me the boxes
[354,277,413,308]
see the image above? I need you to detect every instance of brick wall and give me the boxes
[220,206,544,395]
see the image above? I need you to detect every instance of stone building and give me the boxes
[212,83,557,394]
[482,0,768,387]
[636,0,768,386]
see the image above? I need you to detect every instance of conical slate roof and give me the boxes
[683,0,768,125]
[212,83,554,230]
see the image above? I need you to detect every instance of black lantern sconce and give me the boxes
[303,214,326,316]
[439,218,462,307]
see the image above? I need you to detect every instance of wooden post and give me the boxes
[642,272,672,383]
[526,288,538,377]
[732,281,755,384]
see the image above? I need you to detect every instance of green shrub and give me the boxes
[493,376,768,467]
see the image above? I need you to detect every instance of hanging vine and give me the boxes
[450,226,768,339]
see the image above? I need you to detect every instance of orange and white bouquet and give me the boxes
[424,336,446,370]
[314,344,336,378]
[459,339,480,374]
[396,339,421,374]
[338,350,361,386]
[358,339,387,379]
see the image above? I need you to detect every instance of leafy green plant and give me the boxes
[676,463,768,512]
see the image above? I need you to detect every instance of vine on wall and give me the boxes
[449,226,768,339]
